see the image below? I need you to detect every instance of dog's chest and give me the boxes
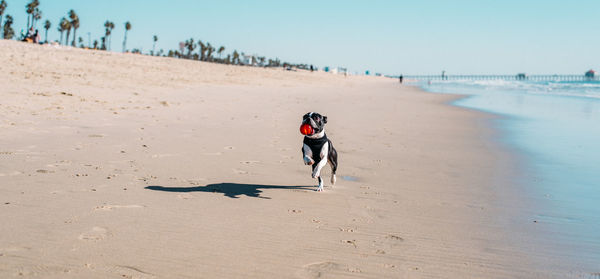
[304,135,328,161]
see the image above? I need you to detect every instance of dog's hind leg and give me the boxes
[328,144,338,185]
[330,166,336,185]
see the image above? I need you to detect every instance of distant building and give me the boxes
[585,69,595,79]
[516,73,527,80]
[330,67,347,75]
[240,54,255,66]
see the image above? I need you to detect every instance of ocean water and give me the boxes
[419,79,600,263]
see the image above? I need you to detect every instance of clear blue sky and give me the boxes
[3,0,600,75]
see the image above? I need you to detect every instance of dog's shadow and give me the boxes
[145,183,315,199]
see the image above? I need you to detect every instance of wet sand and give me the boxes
[0,40,591,278]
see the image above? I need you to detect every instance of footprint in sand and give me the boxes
[108,265,155,279]
[187,179,206,186]
[372,234,405,253]
[151,154,176,158]
[13,264,72,277]
[338,227,356,233]
[94,205,145,211]
[177,193,194,200]
[297,262,347,279]
[78,227,110,241]
[386,234,404,242]
[47,160,72,167]
[233,169,249,174]
[341,239,357,248]
[382,263,396,269]
[347,267,361,273]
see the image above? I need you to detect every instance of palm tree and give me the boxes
[0,0,7,38]
[69,10,79,46]
[152,35,158,55]
[32,8,41,28]
[232,50,240,65]
[197,40,206,61]
[104,21,114,50]
[57,19,64,44]
[206,42,215,61]
[122,21,131,52]
[63,18,72,45]
[58,17,69,45]
[217,46,225,59]
[2,14,13,39]
[185,38,196,58]
[25,0,39,29]
[43,19,50,43]
[103,21,110,48]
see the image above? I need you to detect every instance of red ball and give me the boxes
[300,124,314,135]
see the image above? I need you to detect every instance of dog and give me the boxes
[300,112,338,191]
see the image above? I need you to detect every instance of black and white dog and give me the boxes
[301,112,338,191]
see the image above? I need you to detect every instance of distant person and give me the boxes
[310,65,314,72]
[33,30,40,43]
[399,75,403,84]
[22,27,35,43]
[27,27,34,38]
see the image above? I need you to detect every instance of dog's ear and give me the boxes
[323,116,327,124]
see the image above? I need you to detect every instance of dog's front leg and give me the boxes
[312,142,329,191]
[302,144,314,165]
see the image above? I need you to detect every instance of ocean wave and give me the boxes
[421,80,600,100]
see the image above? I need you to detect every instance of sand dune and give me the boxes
[0,40,586,278]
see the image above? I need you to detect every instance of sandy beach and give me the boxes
[0,40,589,278]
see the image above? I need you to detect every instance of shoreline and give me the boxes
[418,81,600,276]
[0,40,589,278]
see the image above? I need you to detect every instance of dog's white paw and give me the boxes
[316,186,324,192]
[312,172,319,179]
[303,156,314,166]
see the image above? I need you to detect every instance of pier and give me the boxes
[402,74,599,81]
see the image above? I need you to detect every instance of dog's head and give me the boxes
[301,112,327,136]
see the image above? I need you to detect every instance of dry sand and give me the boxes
[0,40,588,278]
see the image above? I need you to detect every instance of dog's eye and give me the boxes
[303,115,309,119]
